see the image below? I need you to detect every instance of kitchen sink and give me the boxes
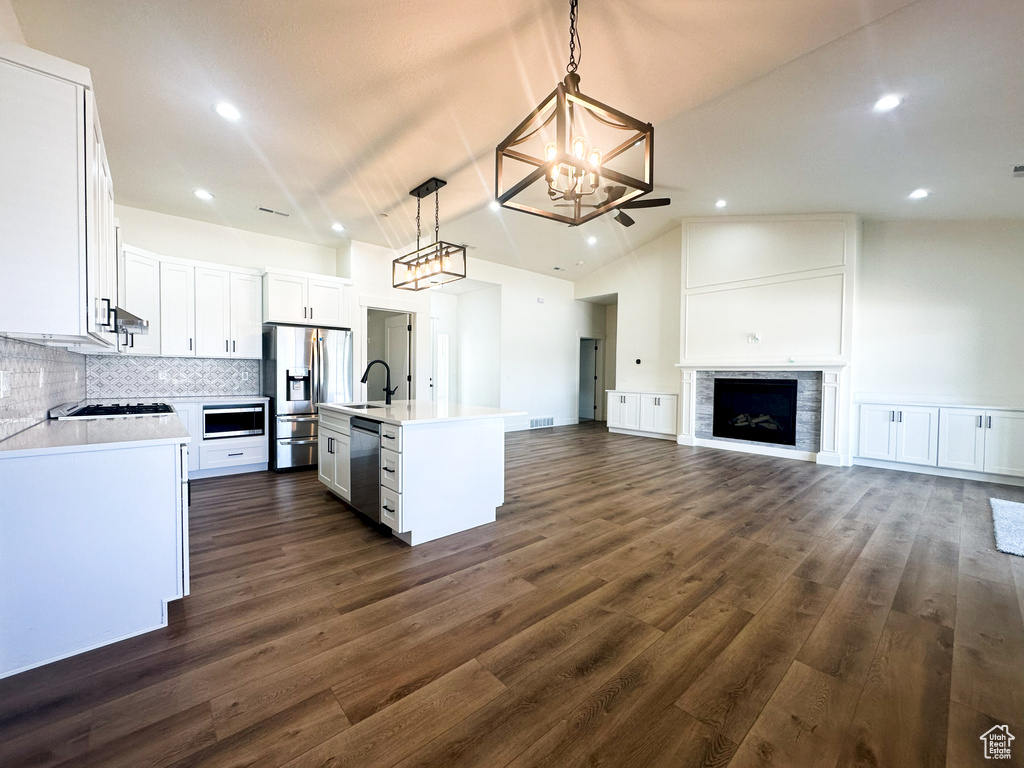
[341,403,378,409]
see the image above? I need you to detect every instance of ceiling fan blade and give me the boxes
[603,185,627,203]
[618,197,672,210]
[614,210,635,227]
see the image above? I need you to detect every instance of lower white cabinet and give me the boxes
[607,391,677,437]
[199,437,268,470]
[319,427,351,501]
[858,404,938,466]
[938,407,1024,477]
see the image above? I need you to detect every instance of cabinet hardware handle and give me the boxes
[189,338,193,351]
[890,410,895,422]
[232,340,236,353]
[310,307,313,318]
[385,432,395,439]
[382,504,395,513]
[228,452,243,457]
[988,416,993,429]
[129,333,134,349]
[382,466,395,473]
[225,340,229,352]
[898,411,903,423]
[978,415,983,428]
[100,298,113,328]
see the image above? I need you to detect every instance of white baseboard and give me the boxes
[190,462,268,479]
[608,427,677,442]
[852,458,1024,487]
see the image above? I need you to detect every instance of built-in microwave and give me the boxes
[202,403,266,440]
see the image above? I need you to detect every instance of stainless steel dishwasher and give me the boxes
[349,417,381,522]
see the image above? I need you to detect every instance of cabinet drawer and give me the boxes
[319,410,350,435]
[380,447,402,493]
[380,486,405,532]
[380,424,402,452]
[200,438,268,469]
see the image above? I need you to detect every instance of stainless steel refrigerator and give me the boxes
[263,325,354,470]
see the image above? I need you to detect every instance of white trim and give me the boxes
[855,393,1024,411]
[852,457,1024,488]
[680,435,817,462]
[121,244,264,275]
[189,462,267,479]
[676,361,848,371]
[264,265,352,283]
[610,427,677,442]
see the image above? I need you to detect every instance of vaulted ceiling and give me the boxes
[12,0,1023,278]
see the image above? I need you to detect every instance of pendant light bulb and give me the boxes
[587,148,602,167]
[545,142,557,162]
[572,135,588,159]
[442,254,451,270]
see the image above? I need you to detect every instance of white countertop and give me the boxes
[0,414,190,459]
[320,400,526,426]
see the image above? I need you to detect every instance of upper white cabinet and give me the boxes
[229,273,263,358]
[160,262,196,357]
[263,269,352,328]
[120,248,161,356]
[194,267,231,357]
[608,391,677,437]
[858,404,938,466]
[0,43,117,346]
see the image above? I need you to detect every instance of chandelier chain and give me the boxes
[415,197,421,251]
[434,190,440,243]
[566,0,582,74]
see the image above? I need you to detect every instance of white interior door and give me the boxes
[385,314,411,400]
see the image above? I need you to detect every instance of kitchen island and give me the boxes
[318,400,525,545]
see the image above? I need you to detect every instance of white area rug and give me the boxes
[990,498,1024,557]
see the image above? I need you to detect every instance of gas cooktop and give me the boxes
[50,402,174,420]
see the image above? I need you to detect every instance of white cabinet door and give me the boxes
[859,404,897,461]
[318,427,337,489]
[229,272,262,358]
[984,411,1024,478]
[160,262,195,357]
[173,403,202,474]
[655,396,678,435]
[938,408,985,472]
[895,406,939,466]
[194,267,231,358]
[264,273,308,324]
[308,278,347,328]
[334,432,351,501]
[122,250,161,356]
[639,395,660,433]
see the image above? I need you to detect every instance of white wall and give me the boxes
[604,304,618,391]
[114,205,339,275]
[430,292,459,404]
[457,286,502,408]
[0,0,25,45]
[574,229,681,393]
[855,220,1024,406]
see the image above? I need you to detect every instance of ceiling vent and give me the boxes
[1014,165,1024,178]
[256,206,290,217]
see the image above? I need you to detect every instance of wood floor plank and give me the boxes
[891,535,959,628]
[793,519,876,588]
[945,700,1024,768]
[676,576,836,744]
[728,660,861,768]
[835,610,955,768]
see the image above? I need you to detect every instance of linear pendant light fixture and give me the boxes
[495,0,654,226]
[393,177,467,291]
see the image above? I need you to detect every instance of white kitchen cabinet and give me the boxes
[121,248,161,356]
[160,262,196,357]
[263,269,352,328]
[938,408,986,472]
[0,43,117,347]
[607,392,640,430]
[229,272,263,358]
[194,267,231,358]
[858,404,937,466]
[639,394,678,435]
[318,426,351,502]
[173,403,202,473]
[984,411,1024,478]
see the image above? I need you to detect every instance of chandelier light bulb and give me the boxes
[442,255,451,270]
[545,142,557,162]
[572,135,588,159]
[587,148,602,167]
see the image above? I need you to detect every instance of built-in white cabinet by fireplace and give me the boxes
[263,268,353,328]
[938,407,1024,477]
[607,391,677,438]
[858,404,938,466]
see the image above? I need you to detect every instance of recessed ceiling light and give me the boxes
[193,189,215,201]
[587,236,597,245]
[908,188,929,199]
[873,94,902,112]
[331,222,346,232]
[214,102,241,121]
[489,200,501,211]
[715,199,727,209]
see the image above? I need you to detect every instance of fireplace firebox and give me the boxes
[712,378,798,446]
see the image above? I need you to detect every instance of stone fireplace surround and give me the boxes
[676,363,851,466]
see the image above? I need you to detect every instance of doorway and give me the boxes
[366,309,411,402]
[579,338,603,422]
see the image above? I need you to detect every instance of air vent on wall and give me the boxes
[529,416,555,429]
[256,206,290,217]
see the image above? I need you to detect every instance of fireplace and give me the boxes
[712,378,798,446]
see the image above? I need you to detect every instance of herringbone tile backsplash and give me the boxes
[87,355,261,399]
[0,337,87,441]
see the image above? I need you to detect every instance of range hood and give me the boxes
[113,307,149,335]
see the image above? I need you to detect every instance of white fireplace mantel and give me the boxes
[674,363,852,467]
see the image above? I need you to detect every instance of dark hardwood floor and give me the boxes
[2,422,1023,767]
